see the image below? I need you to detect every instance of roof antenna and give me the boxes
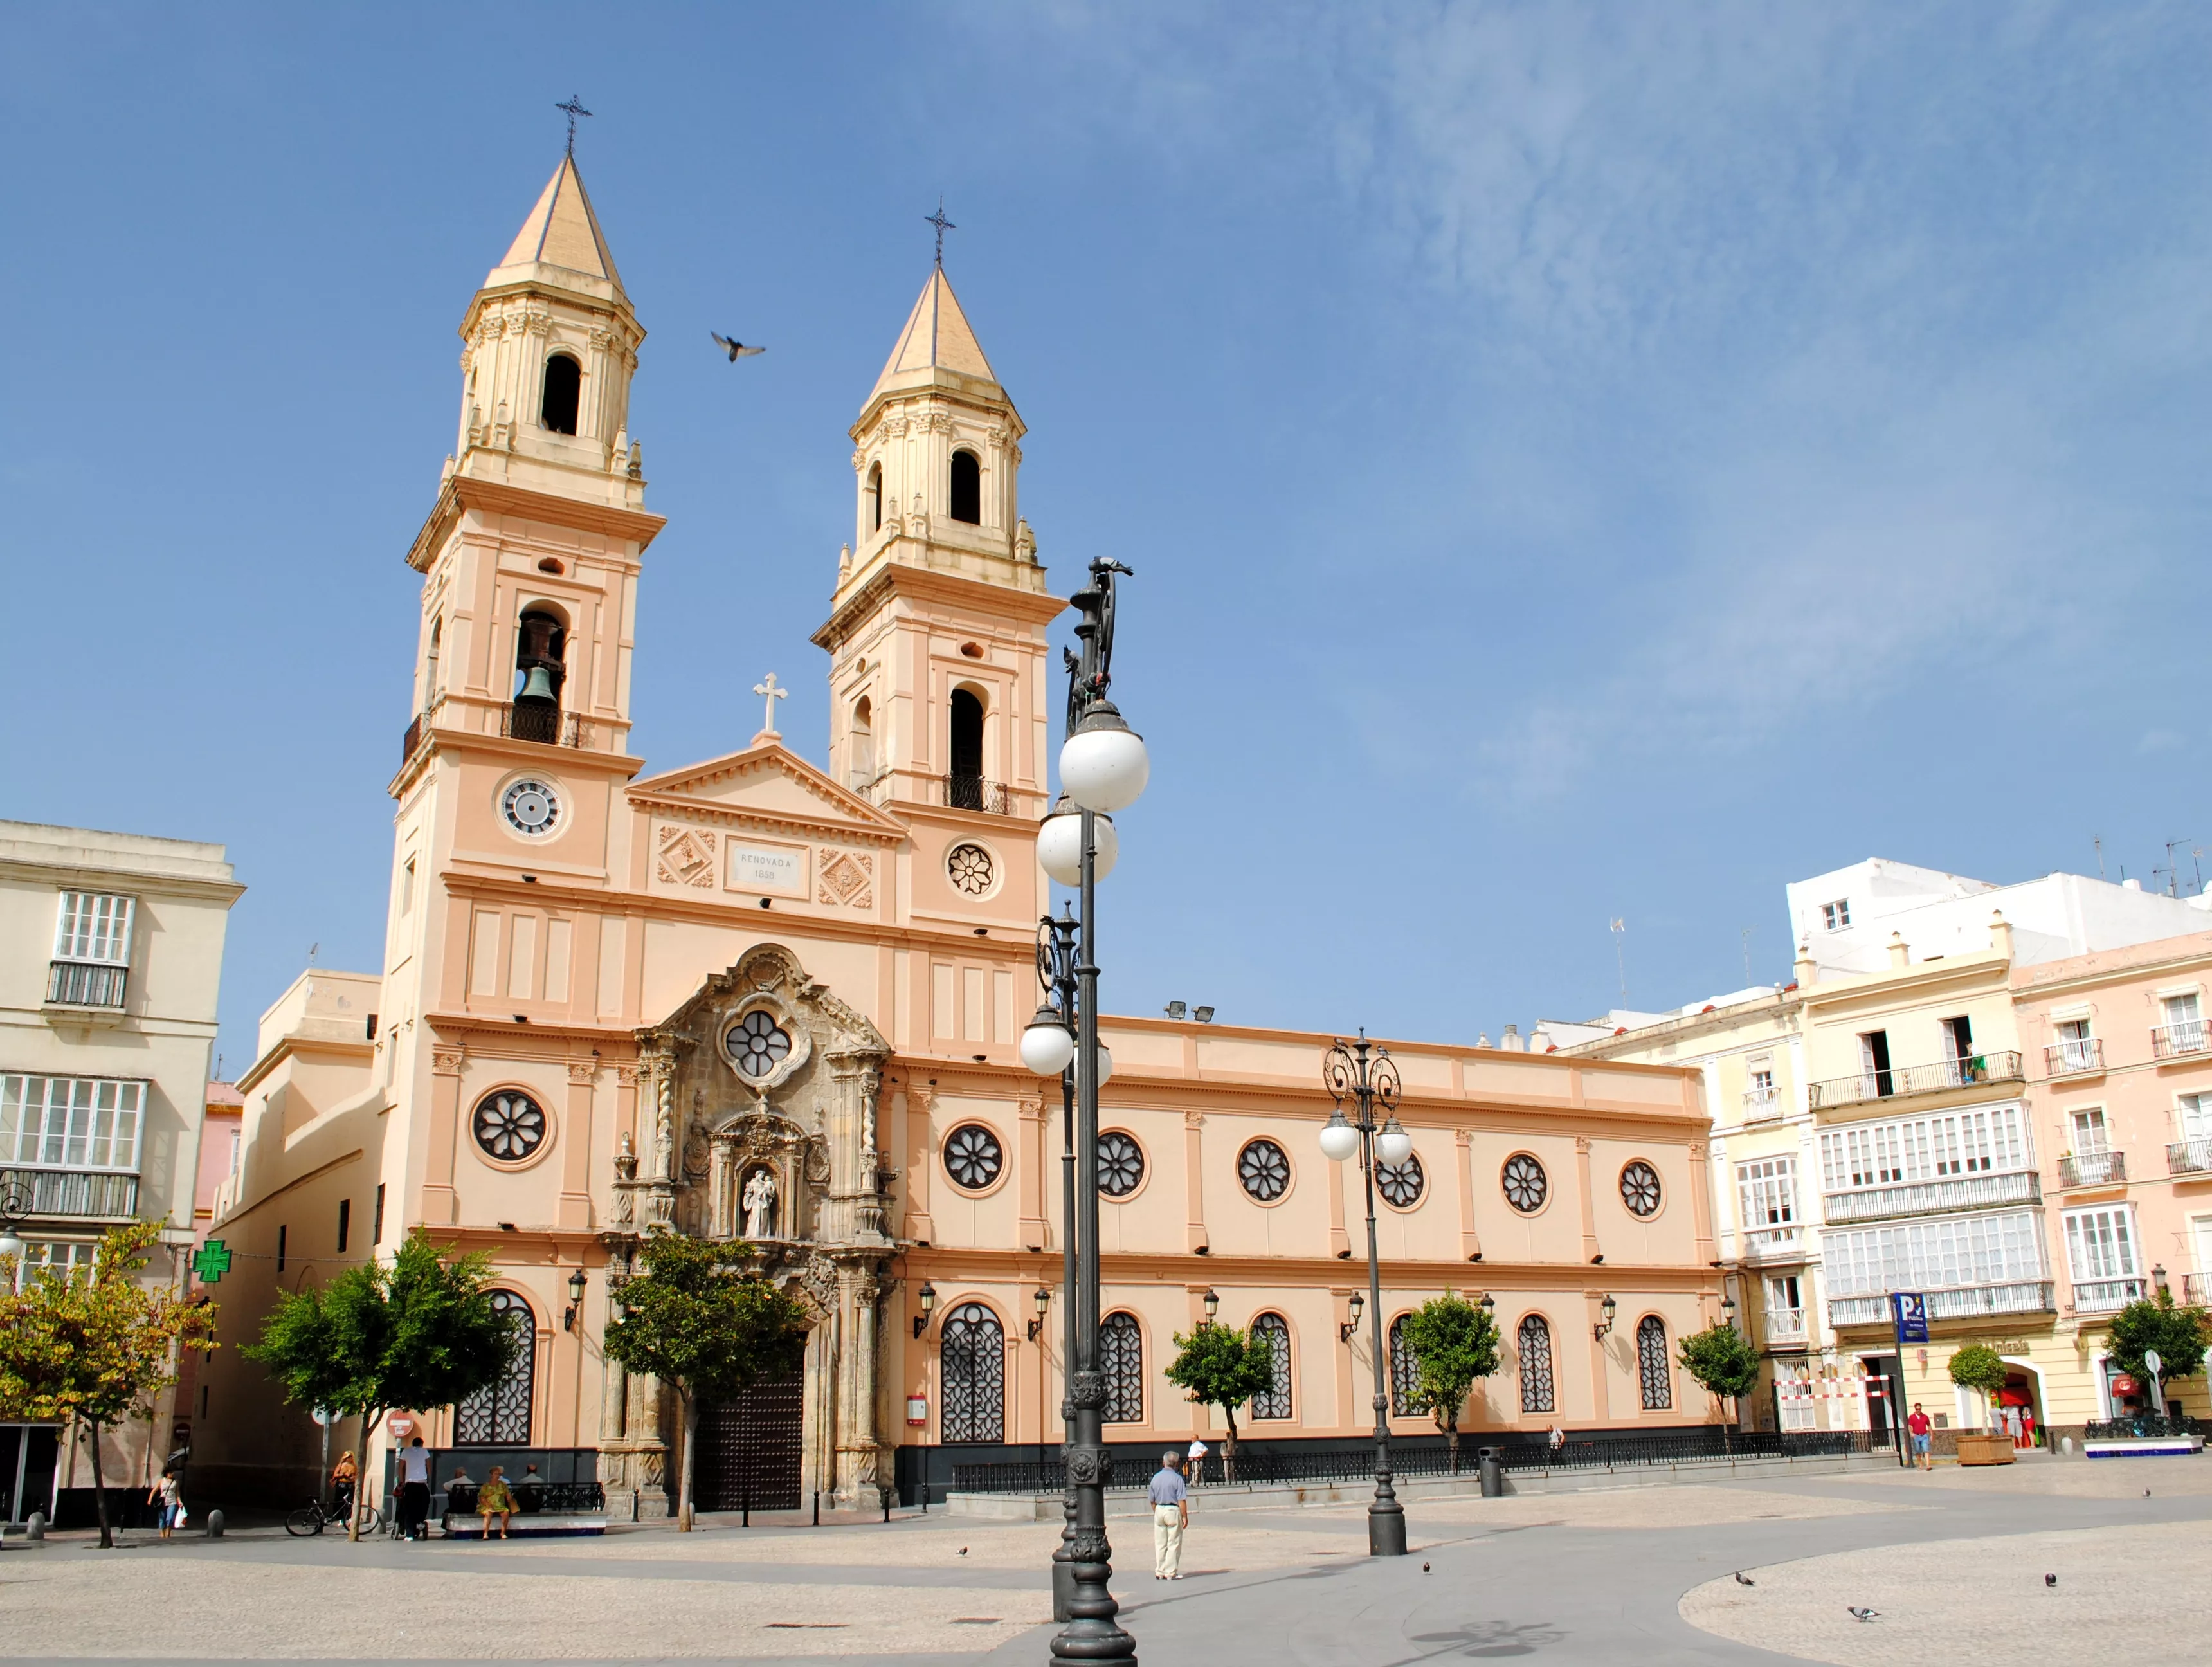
[925,196,956,268]
[1611,918,1628,1005]
[2093,834,2106,882]
[556,94,592,157]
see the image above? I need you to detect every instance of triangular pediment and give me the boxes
[630,742,905,843]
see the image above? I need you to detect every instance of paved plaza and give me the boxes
[3,1456,2208,1665]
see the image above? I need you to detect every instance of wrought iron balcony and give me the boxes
[939,772,1010,815]
[45,961,127,1008]
[0,1166,140,1219]
[1822,1167,2040,1225]
[2185,1273,2211,1305]
[1741,1089,1782,1120]
[2152,1021,2209,1060]
[2071,1277,2147,1314]
[1827,1280,2054,1327]
[2058,1151,2126,1189]
[1739,1225,1806,1262]
[500,704,591,749]
[1763,1306,1808,1344]
[1808,1052,2022,1110]
[2044,1039,2103,1077]
[2168,1138,2212,1177]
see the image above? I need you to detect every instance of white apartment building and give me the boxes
[0,821,241,1526]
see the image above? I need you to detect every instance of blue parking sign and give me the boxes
[1891,1292,1929,1344]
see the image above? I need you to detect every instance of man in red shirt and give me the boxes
[1907,1402,1934,1470]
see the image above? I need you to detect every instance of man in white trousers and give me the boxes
[1148,1449,1189,1579]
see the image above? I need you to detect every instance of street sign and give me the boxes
[191,1241,233,1284]
[312,1407,336,1427]
[1890,1292,1929,1344]
[2145,1349,2164,1376]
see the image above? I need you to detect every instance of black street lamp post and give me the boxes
[1024,558,1147,1664]
[1030,910,1081,1622]
[1319,1032,1411,1558]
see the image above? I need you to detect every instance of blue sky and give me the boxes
[6,5,2211,1076]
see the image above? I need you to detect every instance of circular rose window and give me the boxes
[473,1090,545,1161]
[1502,1153,1548,1214]
[1620,1160,1662,1217]
[725,1010,792,1079]
[1098,1131,1144,1197]
[943,1122,1004,1191]
[947,842,996,897]
[1377,1154,1424,1208]
[1238,1138,1291,1202]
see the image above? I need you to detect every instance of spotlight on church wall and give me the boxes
[1193,1007,1215,1024]
[1165,1001,1187,1020]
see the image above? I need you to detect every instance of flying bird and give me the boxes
[710,332,765,361]
[2045,1574,2057,1588]
[1734,1572,1755,1587]
[1847,1607,1880,1623]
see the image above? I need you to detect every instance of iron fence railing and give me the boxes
[939,773,1010,815]
[44,961,127,1008]
[2186,1273,2212,1305]
[500,704,590,749]
[0,1166,140,1219]
[2058,1151,2126,1188]
[948,1429,1876,1495]
[1809,1053,2021,1109]
[2044,1039,2104,1077]
[2152,1023,2209,1060]
[443,1479,605,1514]
[2168,1138,2212,1178]
[2070,1277,2147,1314]
[2087,1415,2209,1441]
[1822,1168,2040,1225]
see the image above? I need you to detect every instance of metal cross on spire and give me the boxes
[925,197,956,268]
[556,95,593,156]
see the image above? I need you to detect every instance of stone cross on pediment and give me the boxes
[752,673,787,745]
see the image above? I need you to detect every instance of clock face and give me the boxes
[502,779,560,836]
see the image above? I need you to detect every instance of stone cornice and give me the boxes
[897,1246,1720,1290]
[0,859,244,906]
[406,475,666,573]
[811,560,1065,652]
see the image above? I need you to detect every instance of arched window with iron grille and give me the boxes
[1249,1313,1292,1421]
[940,1302,1006,1443]
[1388,1314,1421,1417]
[1637,1315,1673,1410]
[1100,1311,1143,1424]
[456,1290,535,1444]
[1518,1314,1555,1415]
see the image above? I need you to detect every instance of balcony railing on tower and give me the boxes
[939,773,1010,815]
[502,704,591,749]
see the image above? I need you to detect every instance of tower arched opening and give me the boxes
[948,449,981,524]
[540,352,582,435]
[948,686,985,806]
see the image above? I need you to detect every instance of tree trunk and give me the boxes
[1445,1417,1459,1475]
[1222,1407,1237,1484]
[346,1410,381,1543]
[88,1420,112,1548]
[679,1394,698,1531]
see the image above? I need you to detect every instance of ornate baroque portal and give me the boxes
[602,945,896,1510]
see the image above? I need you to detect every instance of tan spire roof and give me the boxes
[489,155,624,294]
[869,268,997,398]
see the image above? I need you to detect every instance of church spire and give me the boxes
[864,267,1000,409]
[487,153,625,298]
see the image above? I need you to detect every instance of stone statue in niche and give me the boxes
[742,1166,779,1239]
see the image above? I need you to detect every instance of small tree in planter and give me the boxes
[1947,1344,2008,1431]
[1676,1324,1761,1448]
[1399,1295,1500,1473]
[1165,1321,1276,1482]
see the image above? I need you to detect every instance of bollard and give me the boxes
[1478,1448,1503,1499]
[880,1486,894,1524]
[27,1512,46,1542]
[741,1483,750,1529]
[2061,1435,2074,1458]
[205,1509,226,1539]
[812,1490,820,1527]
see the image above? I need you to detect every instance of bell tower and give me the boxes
[813,266,1062,823]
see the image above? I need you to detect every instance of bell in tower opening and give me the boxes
[512,608,567,743]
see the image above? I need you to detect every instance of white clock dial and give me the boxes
[502,779,560,836]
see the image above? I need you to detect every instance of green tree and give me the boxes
[243,1229,513,1540]
[1164,1322,1276,1480]
[1399,1295,1501,1472]
[0,1221,217,1547]
[1676,1324,1762,1444]
[601,1231,810,1529]
[2104,1289,2212,1405]
[1946,1343,2008,1429]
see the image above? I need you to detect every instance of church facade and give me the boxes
[190,154,1725,1513]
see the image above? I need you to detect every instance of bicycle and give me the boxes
[284,1495,390,1538]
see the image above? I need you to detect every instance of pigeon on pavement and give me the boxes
[1734,1572,1755,1587]
[1847,1607,1880,1623]
[1422,1563,1431,1573]
[2045,1574,2057,1587]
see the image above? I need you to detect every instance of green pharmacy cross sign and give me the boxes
[192,1241,233,1284]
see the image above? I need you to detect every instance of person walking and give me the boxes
[147,1472,183,1539]
[1907,1402,1934,1471]
[330,1451,358,1524]
[397,1435,434,1539]
[1148,1449,1189,1580]
[476,1466,516,1540]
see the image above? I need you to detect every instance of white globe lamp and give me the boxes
[1375,1118,1413,1165]
[1020,1005,1076,1077]
[1082,1043,1114,1089]
[1319,1109,1360,1163]
[1060,701,1150,813]
[1037,801,1116,887]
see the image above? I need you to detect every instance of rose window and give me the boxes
[1098,1131,1144,1197]
[726,1010,792,1079]
[944,1123,1004,1191]
[473,1091,546,1161]
[1619,1161,1662,1217]
[947,842,996,897]
[1502,1154,1548,1214]
[1376,1153,1424,1208]
[1238,1138,1291,1202]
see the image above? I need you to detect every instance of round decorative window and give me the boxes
[1098,1131,1145,1198]
[725,1010,792,1079]
[1620,1160,1662,1217]
[947,842,996,897]
[501,778,560,837]
[473,1090,546,1161]
[1502,1153,1548,1214]
[1377,1153,1425,1208]
[1238,1138,1291,1202]
[944,1123,1004,1191]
